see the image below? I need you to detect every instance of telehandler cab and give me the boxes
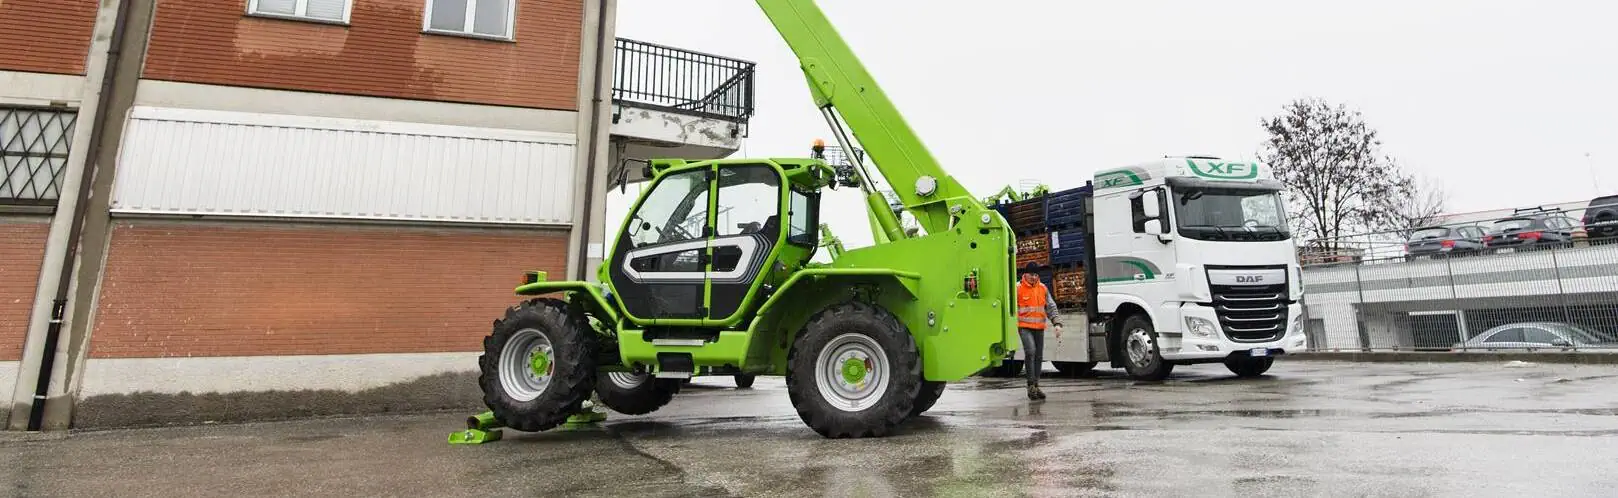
[474,0,1017,438]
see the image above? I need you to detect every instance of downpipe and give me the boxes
[572,0,610,280]
[26,0,135,431]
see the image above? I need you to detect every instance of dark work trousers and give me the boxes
[1018,327,1044,385]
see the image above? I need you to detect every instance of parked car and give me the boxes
[1482,212,1579,252]
[1581,194,1618,244]
[1403,225,1487,260]
[1454,322,1618,350]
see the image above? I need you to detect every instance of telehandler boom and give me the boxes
[474,0,1017,438]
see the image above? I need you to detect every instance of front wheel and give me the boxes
[910,381,946,417]
[478,298,599,432]
[1119,314,1173,381]
[1224,357,1274,378]
[734,374,756,389]
[786,301,922,438]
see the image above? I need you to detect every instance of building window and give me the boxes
[1,107,77,206]
[247,0,351,24]
[424,0,515,40]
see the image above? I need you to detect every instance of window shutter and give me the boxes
[305,0,347,20]
[254,0,297,16]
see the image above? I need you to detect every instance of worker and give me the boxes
[1016,262,1062,400]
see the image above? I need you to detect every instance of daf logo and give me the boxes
[1235,275,1265,283]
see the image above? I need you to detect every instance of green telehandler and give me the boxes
[473,0,1017,439]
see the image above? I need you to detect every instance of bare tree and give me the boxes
[1259,98,1429,250]
[1389,174,1448,237]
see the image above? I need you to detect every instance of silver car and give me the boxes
[1455,322,1618,350]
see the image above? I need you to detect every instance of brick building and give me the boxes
[2,0,754,430]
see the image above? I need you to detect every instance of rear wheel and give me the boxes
[910,381,946,417]
[734,374,756,388]
[1224,357,1274,378]
[1119,314,1173,381]
[786,301,922,438]
[595,372,682,415]
[478,298,598,432]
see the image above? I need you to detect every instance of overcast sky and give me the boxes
[611,0,1618,248]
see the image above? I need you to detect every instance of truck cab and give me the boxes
[1088,156,1306,379]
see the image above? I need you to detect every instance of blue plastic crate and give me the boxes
[1049,228,1088,266]
[1044,186,1090,228]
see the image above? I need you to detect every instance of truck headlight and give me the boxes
[1289,314,1303,336]
[1186,317,1218,338]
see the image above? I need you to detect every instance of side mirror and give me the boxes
[1140,190,1161,219]
[1143,219,1174,243]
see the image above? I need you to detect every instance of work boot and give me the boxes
[1026,383,1046,401]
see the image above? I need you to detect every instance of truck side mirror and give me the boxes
[1143,219,1173,243]
[1138,190,1161,219]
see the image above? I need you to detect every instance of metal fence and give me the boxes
[612,38,756,122]
[1,106,78,206]
[1298,201,1618,352]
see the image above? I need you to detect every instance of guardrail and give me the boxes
[1297,202,1618,353]
[612,38,756,123]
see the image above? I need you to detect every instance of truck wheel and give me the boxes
[734,374,756,388]
[910,381,946,417]
[786,301,922,438]
[1119,314,1173,381]
[594,372,682,415]
[1053,361,1096,376]
[1224,357,1274,378]
[478,298,599,432]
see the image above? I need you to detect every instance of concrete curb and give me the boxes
[1289,351,1618,365]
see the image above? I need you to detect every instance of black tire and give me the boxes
[786,301,922,438]
[1053,361,1096,376]
[594,372,682,415]
[910,381,946,417]
[478,298,599,432]
[1118,313,1173,381]
[1225,357,1275,378]
[734,374,756,389]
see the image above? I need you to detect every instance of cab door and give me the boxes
[704,164,784,324]
[607,167,714,322]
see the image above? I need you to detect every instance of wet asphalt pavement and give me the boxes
[5,360,1618,497]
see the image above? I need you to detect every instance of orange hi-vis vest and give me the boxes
[1017,280,1050,330]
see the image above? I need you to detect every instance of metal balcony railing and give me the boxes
[613,38,756,123]
[1,106,77,206]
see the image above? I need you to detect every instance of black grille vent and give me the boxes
[1209,283,1289,342]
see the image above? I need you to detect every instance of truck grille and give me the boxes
[1209,283,1289,342]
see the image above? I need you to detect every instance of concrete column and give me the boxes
[38,0,158,431]
[564,0,618,282]
[7,0,151,431]
[583,139,625,281]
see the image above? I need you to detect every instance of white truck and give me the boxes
[992,156,1308,380]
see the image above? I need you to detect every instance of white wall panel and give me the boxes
[111,106,578,225]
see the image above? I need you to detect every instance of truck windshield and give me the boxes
[1172,186,1290,242]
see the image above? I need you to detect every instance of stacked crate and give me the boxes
[1049,228,1087,267]
[1003,197,1047,233]
[987,184,1092,310]
[1053,267,1086,308]
[1043,185,1090,228]
[1015,232,1050,268]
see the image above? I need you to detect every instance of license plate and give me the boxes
[1250,348,1269,357]
[1497,247,1515,254]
